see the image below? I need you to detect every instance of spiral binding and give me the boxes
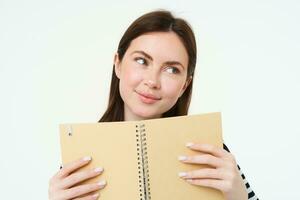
[136,124,151,200]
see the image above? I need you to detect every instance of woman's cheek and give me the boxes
[123,66,143,86]
[161,78,184,99]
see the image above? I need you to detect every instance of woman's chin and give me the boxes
[132,108,162,120]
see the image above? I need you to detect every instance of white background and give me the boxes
[1,0,299,199]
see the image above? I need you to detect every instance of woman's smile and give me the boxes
[135,90,161,104]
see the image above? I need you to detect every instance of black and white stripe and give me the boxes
[223,144,259,200]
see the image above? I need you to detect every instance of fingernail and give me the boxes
[97,180,106,187]
[92,193,100,197]
[83,156,92,161]
[186,179,193,183]
[186,142,194,147]
[94,167,104,173]
[178,155,187,161]
[178,172,187,177]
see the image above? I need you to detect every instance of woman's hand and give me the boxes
[49,156,106,200]
[178,143,247,200]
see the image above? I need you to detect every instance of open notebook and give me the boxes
[59,112,224,200]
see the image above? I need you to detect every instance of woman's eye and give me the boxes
[135,57,147,65]
[166,66,180,74]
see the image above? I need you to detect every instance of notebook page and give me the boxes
[144,113,225,200]
[60,121,141,200]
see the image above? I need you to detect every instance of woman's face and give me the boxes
[114,31,191,121]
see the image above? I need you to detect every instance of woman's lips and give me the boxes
[135,91,161,104]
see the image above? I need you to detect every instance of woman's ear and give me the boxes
[114,53,121,79]
[179,76,192,97]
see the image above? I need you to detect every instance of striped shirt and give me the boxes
[223,144,259,200]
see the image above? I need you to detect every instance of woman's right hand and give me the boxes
[48,156,106,200]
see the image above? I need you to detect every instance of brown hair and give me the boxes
[99,9,197,122]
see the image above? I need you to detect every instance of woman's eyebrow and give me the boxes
[131,50,185,69]
[164,61,185,69]
[131,50,153,61]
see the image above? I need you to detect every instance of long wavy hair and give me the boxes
[99,10,197,122]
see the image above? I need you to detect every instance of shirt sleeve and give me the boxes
[223,144,259,200]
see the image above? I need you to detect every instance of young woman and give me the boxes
[49,10,259,200]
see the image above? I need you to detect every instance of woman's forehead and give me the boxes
[126,32,189,65]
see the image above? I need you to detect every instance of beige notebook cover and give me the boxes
[59,112,225,200]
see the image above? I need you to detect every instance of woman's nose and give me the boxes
[146,79,159,88]
[144,69,161,89]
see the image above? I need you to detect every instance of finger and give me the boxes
[178,154,223,167]
[73,192,100,200]
[62,180,106,199]
[185,178,231,192]
[59,167,104,189]
[55,156,92,179]
[178,168,226,180]
[186,143,228,158]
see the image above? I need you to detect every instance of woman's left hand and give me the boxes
[178,143,248,200]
